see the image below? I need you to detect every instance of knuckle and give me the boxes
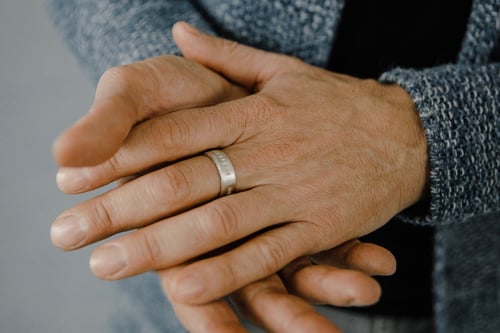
[90,198,117,234]
[311,205,350,242]
[254,92,281,112]
[220,260,239,289]
[255,236,289,273]
[156,166,192,204]
[201,201,240,242]
[146,116,190,152]
[105,152,125,175]
[99,62,162,115]
[322,207,344,228]
[99,65,136,86]
[245,94,280,130]
[138,228,164,267]
[223,94,280,142]
[205,103,247,146]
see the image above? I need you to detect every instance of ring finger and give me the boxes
[55,96,258,194]
[52,149,296,279]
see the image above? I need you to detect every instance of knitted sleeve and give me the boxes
[380,63,499,226]
[43,0,216,83]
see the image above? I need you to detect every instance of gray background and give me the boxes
[0,1,117,332]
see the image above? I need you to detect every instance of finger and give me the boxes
[86,187,292,279]
[280,258,382,306]
[171,301,248,333]
[170,300,248,333]
[173,21,297,91]
[56,90,285,194]
[51,155,218,250]
[53,56,246,167]
[54,128,284,249]
[53,93,137,167]
[231,274,341,333]
[168,222,317,304]
[158,268,248,333]
[55,101,249,193]
[310,240,397,276]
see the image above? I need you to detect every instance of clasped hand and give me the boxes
[51,22,427,332]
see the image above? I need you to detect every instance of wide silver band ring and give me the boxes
[203,149,236,197]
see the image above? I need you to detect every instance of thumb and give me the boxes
[53,101,135,167]
[172,21,291,90]
[53,71,139,167]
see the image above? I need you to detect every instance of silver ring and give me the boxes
[203,149,236,197]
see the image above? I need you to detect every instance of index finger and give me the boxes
[53,56,246,167]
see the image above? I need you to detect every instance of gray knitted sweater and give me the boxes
[45,0,499,332]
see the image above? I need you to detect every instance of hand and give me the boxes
[51,23,427,304]
[160,240,396,333]
[52,51,247,169]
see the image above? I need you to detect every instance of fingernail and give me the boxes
[56,167,90,193]
[175,274,205,301]
[51,215,88,249]
[90,244,127,278]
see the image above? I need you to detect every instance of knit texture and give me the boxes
[434,214,500,333]
[44,0,500,332]
[195,0,343,67]
[44,0,216,83]
[44,0,345,83]
[380,63,499,226]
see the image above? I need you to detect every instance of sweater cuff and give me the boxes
[379,64,499,225]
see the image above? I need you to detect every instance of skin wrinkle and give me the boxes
[239,277,302,331]
[66,46,418,286]
[146,116,191,156]
[53,21,429,330]
[46,1,500,330]
[97,67,146,120]
[132,60,163,117]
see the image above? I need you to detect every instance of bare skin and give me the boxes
[51,22,425,330]
[163,240,396,332]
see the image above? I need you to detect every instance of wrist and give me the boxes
[361,80,429,211]
[386,83,429,208]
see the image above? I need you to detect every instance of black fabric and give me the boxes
[328,0,472,78]
[327,0,472,317]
